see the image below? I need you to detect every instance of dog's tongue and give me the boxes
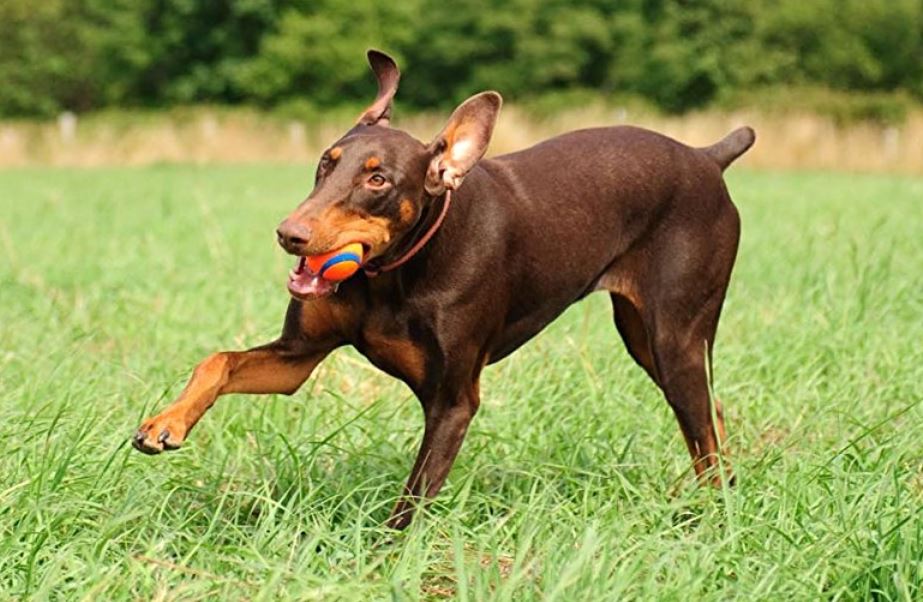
[287,257,337,298]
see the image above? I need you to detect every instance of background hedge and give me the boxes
[1,0,921,117]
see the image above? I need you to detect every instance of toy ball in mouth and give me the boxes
[288,242,364,299]
[306,242,364,281]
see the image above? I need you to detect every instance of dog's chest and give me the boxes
[354,317,428,391]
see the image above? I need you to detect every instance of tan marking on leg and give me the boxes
[597,267,644,310]
[713,397,728,446]
[680,400,731,487]
[133,347,325,454]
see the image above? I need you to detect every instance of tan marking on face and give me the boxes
[364,156,381,170]
[329,147,342,160]
[399,198,415,223]
[302,205,393,257]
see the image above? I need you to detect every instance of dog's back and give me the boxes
[455,125,752,358]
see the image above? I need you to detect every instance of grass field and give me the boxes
[1,165,921,600]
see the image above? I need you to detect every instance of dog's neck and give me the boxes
[364,190,452,277]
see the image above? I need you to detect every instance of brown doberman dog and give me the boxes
[133,50,755,529]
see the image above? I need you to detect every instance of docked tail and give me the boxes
[701,126,756,171]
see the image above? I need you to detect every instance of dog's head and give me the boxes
[277,50,502,299]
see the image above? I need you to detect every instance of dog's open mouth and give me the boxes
[287,256,337,298]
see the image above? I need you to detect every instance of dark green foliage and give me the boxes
[0,0,921,117]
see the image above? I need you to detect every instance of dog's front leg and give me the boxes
[132,339,328,454]
[387,379,481,530]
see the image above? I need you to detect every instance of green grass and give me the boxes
[1,165,922,600]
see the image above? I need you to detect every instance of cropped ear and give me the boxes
[425,91,503,195]
[356,50,400,127]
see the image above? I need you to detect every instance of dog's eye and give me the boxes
[315,157,332,182]
[367,173,388,188]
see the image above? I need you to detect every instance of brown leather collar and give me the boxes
[363,190,453,277]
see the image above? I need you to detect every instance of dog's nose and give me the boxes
[276,219,312,254]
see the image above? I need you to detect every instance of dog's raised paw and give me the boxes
[132,417,186,454]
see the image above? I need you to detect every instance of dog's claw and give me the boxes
[132,429,161,455]
[132,430,146,449]
[160,429,182,450]
[131,417,187,454]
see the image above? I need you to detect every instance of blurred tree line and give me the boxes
[0,0,921,118]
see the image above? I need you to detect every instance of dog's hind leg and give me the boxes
[647,291,732,486]
[608,279,727,482]
[643,205,739,486]
[610,292,658,384]
[603,200,739,486]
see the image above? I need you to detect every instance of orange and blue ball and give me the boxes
[306,242,364,281]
